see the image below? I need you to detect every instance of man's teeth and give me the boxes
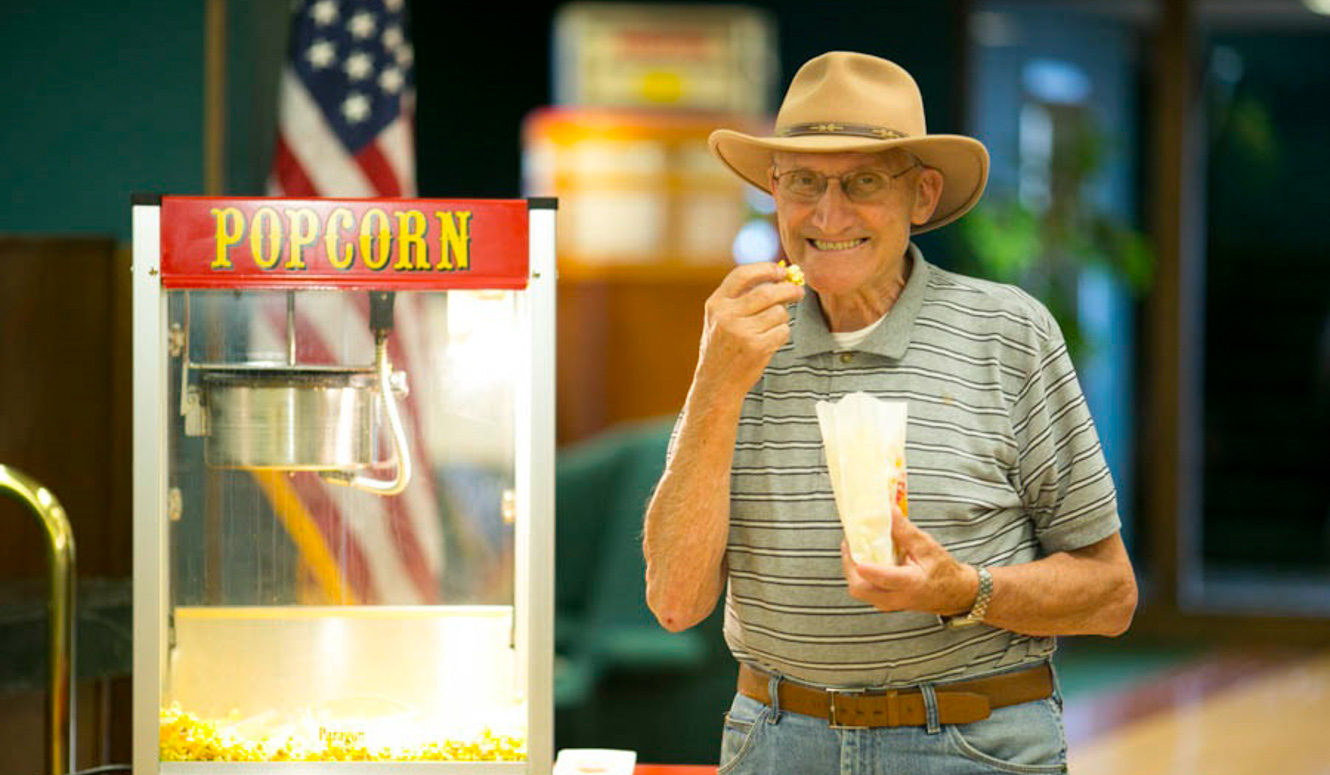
[811,238,866,251]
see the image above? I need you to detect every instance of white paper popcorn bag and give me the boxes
[815,392,908,566]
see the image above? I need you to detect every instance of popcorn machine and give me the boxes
[131,196,556,773]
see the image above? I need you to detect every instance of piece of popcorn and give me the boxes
[779,259,805,286]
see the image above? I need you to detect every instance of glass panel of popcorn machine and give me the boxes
[161,287,526,763]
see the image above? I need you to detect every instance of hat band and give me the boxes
[778,122,909,140]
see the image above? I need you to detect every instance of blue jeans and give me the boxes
[718,666,1068,775]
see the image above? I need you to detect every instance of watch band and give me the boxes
[943,565,992,628]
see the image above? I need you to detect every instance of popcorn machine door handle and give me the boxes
[321,338,412,496]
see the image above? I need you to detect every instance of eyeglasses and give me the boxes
[771,160,921,204]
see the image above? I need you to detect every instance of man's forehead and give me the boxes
[772,148,910,169]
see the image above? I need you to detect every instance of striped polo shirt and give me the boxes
[722,244,1121,689]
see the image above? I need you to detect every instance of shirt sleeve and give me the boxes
[1010,302,1122,553]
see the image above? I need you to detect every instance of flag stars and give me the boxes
[348,10,377,39]
[344,50,374,81]
[305,39,336,69]
[382,25,403,51]
[396,43,413,68]
[378,66,404,94]
[384,0,404,11]
[311,0,338,25]
[342,92,371,124]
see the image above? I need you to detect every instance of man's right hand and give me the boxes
[695,261,806,397]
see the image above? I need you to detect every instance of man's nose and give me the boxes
[811,178,856,230]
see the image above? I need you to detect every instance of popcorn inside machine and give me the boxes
[131,196,556,773]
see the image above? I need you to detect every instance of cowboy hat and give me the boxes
[709,51,989,234]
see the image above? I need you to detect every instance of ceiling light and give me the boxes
[1303,0,1330,17]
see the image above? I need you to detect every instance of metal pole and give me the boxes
[286,291,297,365]
[0,465,75,775]
[204,0,228,195]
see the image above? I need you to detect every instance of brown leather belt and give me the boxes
[737,662,1053,728]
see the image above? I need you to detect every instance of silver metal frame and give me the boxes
[520,203,557,775]
[133,201,168,774]
[132,200,557,774]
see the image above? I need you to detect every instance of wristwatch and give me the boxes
[943,565,992,629]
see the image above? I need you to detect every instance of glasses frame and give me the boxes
[770,158,923,204]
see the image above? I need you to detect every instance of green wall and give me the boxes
[0,1,291,243]
[1,3,205,241]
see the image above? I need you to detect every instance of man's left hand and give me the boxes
[841,509,979,616]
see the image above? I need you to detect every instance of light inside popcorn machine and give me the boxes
[133,197,556,772]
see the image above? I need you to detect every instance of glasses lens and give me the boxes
[844,170,890,202]
[780,170,824,200]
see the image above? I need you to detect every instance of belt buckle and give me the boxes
[827,688,873,730]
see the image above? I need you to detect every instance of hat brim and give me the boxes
[709,129,990,234]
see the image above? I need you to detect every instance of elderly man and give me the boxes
[642,51,1137,773]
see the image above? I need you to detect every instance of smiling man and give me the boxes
[642,52,1137,774]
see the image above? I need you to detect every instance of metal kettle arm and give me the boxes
[321,337,412,496]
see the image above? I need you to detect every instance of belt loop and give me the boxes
[766,673,783,724]
[1048,660,1064,710]
[921,684,941,735]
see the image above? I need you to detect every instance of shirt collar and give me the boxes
[791,242,931,360]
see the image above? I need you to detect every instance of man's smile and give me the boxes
[808,237,870,251]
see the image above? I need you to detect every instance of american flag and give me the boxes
[263,0,443,605]
[269,0,416,198]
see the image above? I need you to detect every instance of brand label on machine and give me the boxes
[160,197,531,289]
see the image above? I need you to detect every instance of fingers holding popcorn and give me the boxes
[778,258,805,286]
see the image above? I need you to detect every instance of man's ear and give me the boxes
[767,156,782,194]
[911,168,945,227]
